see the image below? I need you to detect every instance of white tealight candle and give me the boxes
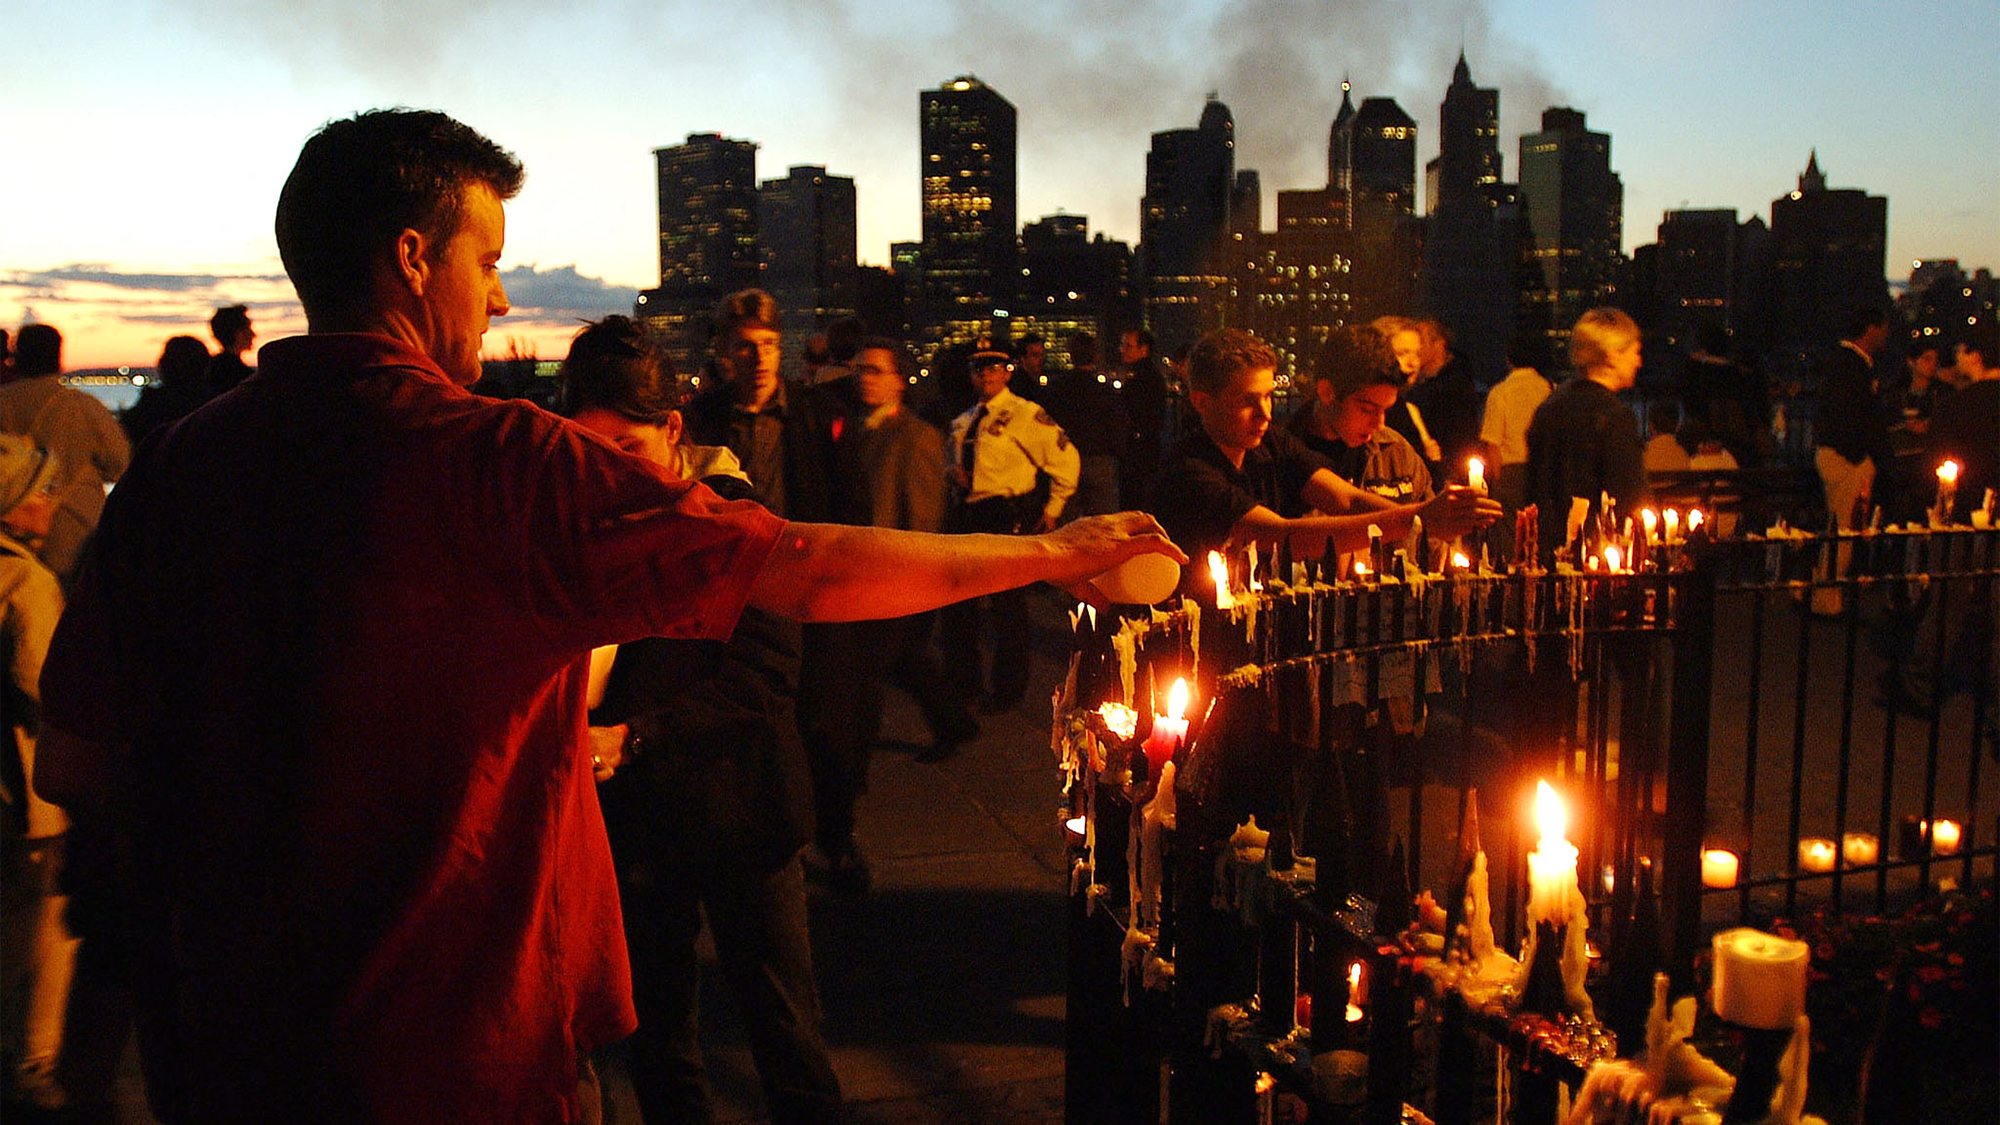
[1798,838,1837,873]
[1842,832,1879,867]
[1711,927,1810,1030]
[1701,848,1740,889]
[1931,819,1962,856]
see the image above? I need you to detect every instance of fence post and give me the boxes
[1662,548,1718,997]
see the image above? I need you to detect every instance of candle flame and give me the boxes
[1166,678,1189,722]
[1351,559,1371,578]
[1535,780,1568,847]
[1208,550,1233,608]
[1688,509,1704,532]
[1603,545,1623,572]
[1348,962,1362,988]
[1467,456,1485,486]
[1641,508,1658,531]
[1451,551,1471,570]
[1097,702,1138,741]
[1938,460,1960,484]
[1064,815,1087,837]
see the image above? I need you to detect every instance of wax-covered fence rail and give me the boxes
[1056,521,1998,1124]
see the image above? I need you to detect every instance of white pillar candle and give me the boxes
[1135,760,1178,930]
[1842,832,1879,866]
[1711,928,1809,1030]
[1798,838,1837,873]
[1701,848,1740,889]
[1931,819,1962,856]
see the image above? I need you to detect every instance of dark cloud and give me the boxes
[6,265,289,293]
[500,265,638,320]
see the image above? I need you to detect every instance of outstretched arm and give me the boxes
[748,511,1186,622]
[1227,477,1499,558]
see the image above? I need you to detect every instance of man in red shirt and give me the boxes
[34,109,1177,1125]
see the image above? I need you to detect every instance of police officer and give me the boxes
[941,348,1081,713]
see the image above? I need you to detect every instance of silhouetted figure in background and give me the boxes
[0,324,130,588]
[1040,332,1127,521]
[1478,335,1552,566]
[1406,318,1481,476]
[1118,328,1166,508]
[1808,305,1892,614]
[561,316,840,1125]
[121,335,213,447]
[203,305,255,397]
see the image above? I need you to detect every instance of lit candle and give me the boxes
[1931,819,1962,856]
[1345,962,1365,1022]
[1641,508,1659,544]
[1467,457,1487,496]
[1351,558,1372,581]
[1711,927,1809,1030]
[1701,848,1740,889]
[1603,544,1623,574]
[1936,460,1960,522]
[1141,679,1190,772]
[1451,550,1471,572]
[1687,508,1705,536]
[1523,780,1593,1016]
[1208,550,1234,609]
[1842,832,1879,867]
[1798,838,1837,873]
[1664,508,1681,544]
[1135,760,1178,929]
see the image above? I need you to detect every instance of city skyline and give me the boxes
[5,0,1996,369]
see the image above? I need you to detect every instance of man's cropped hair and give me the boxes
[1841,304,1889,341]
[1314,326,1402,402]
[210,304,251,344]
[712,289,780,337]
[14,324,61,377]
[1184,328,1277,396]
[276,109,524,322]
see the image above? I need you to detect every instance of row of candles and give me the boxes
[1698,818,1964,888]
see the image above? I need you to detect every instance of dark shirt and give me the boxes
[1152,425,1330,563]
[1042,369,1131,459]
[204,350,253,397]
[1930,378,1998,521]
[1525,376,1646,556]
[120,381,211,448]
[685,379,839,521]
[1407,354,1482,469]
[1811,342,1890,465]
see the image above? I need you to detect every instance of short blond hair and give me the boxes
[1569,307,1639,372]
[1184,328,1278,395]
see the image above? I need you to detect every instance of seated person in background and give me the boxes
[1152,327,1498,576]
[560,316,842,1125]
[1642,401,1691,477]
[1285,325,1433,505]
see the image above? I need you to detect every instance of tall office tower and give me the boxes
[1518,107,1624,352]
[639,132,761,375]
[1140,95,1238,352]
[1017,214,1135,371]
[1425,52,1501,215]
[920,75,1018,352]
[758,164,858,374]
[1420,53,1516,382]
[1768,152,1888,355]
[1231,170,1263,237]
[1345,97,1417,241]
[1651,208,1740,342]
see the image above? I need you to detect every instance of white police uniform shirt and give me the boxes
[950,386,1081,524]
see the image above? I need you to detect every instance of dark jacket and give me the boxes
[682,379,841,521]
[1810,342,1891,465]
[590,471,814,871]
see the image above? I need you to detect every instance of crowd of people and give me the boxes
[0,103,1993,1125]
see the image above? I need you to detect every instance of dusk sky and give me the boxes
[6,0,1996,370]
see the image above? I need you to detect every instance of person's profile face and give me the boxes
[1193,365,1275,456]
[1332,382,1399,449]
[718,326,782,401]
[853,348,903,409]
[1390,330,1423,379]
[421,182,510,386]
[1603,334,1643,389]
[1120,333,1146,366]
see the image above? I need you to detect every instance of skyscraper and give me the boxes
[1345,97,1417,240]
[920,75,1018,351]
[758,164,858,372]
[1140,95,1239,352]
[1518,107,1624,351]
[1426,52,1501,215]
[1419,54,1519,383]
[639,132,761,375]
[1768,152,1887,355]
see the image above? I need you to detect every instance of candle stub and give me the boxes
[1798,838,1837,873]
[1711,927,1809,1030]
[1701,848,1739,889]
[1090,553,1181,605]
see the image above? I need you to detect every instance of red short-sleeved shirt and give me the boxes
[41,334,784,1123]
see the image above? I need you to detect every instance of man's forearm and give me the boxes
[748,514,1182,622]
